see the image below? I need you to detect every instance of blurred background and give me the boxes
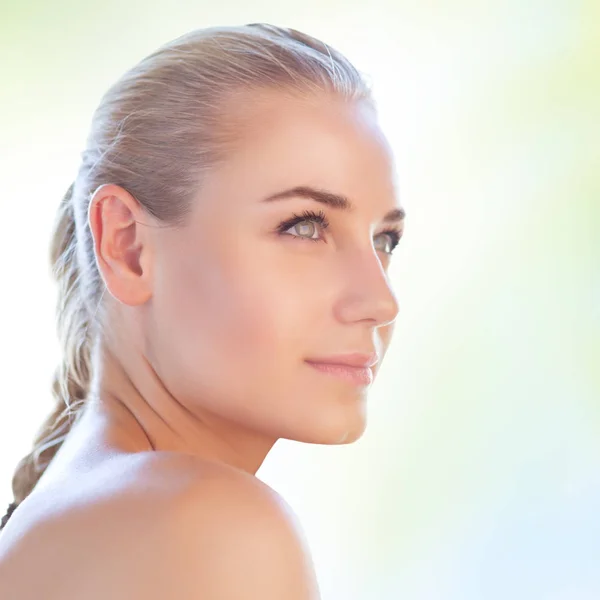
[0,0,598,598]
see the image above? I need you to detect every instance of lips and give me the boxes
[304,352,379,369]
[305,360,374,386]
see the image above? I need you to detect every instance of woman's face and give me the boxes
[149,93,403,447]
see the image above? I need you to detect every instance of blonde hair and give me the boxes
[1,22,373,530]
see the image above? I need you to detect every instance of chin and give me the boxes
[288,411,368,446]
[332,423,367,445]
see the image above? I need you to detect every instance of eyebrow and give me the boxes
[262,185,405,224]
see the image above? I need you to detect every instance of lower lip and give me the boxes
[305,361,374,386]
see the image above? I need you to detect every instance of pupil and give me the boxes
[298,222,315,236]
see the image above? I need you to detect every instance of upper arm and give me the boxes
[162,474,321,600]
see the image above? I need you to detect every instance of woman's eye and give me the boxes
[286,220,321,241]
[276,210,330,243]
[277,210,402,256]
[374,232,400,255]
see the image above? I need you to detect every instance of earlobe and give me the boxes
[88,184,154,307]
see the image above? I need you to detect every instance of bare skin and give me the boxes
[0,91,404,598]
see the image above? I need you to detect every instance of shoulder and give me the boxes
[82,452,321,599]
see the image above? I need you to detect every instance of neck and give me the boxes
[83,341,277,476]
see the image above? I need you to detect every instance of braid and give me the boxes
[0,501,18,532]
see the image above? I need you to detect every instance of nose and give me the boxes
[334,250,400,327]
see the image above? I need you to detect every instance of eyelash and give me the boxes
[275,209,402,255]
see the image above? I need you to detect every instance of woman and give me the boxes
[0,22,404,598]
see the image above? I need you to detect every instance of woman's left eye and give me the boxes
[276,209,402,256]
[276,209,330,243]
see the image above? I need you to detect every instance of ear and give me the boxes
[88,183,155,306]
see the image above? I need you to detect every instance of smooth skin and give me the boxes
[0,91,404,599]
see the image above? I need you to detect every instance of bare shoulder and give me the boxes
[85,452,321,599]
[169,456,321,599]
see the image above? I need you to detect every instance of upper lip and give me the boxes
[306,352,379,368]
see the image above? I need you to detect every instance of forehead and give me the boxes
[199,92,401,213]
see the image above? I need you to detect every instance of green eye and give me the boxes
[375,230,402,255]
[277,210,402,255]
[292,220,319,239]
[277,209,330,242]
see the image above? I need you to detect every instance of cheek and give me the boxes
[148,238,369,444]
[149,239,310,404]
